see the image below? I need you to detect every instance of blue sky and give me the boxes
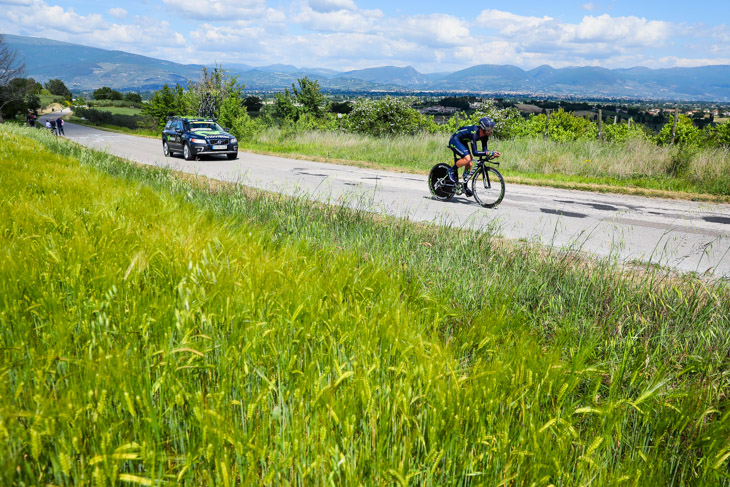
[1,0,728,72]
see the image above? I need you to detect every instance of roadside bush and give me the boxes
[295,112,340,132]
[227,113,267,141]
[72,106,154,130]
[508,110,598,142]
[603,121,651,143]
[545,109,598,141]
[88,99,142,109]
[346,96,425,137]
[656,114,706,147]
[709,120,730,148]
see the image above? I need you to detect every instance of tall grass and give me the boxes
[241,128,730,198]
[2,124,729,485]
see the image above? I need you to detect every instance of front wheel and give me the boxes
[471,166,505,208]
[163,140,172,157]
[183,143,194,161]
[226,152,238,160]
[428,163,456,201]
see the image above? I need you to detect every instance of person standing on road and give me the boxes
[447,117,501,196]
[56,116,65,135]
[49,117,57,135]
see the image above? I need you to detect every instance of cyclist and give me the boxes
[447,117,501,195]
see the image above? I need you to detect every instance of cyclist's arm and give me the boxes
[470,134,489,157]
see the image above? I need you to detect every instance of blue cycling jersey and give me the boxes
[448,124,489,159]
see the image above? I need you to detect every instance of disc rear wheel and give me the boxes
[471,166,505,208]
[429,163,457,201]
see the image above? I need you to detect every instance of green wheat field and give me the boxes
[1,124,729,486]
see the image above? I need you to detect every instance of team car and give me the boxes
[162,117,238,161]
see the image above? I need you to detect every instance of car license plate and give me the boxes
[213,144,227,150]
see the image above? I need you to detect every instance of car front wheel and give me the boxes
[183,143,194,161]
[163,140,172,157]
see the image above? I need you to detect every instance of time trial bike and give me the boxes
[428,155,505,208]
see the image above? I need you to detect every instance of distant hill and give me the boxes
[336,66,430,86]
[4,34,730,100]
[4,34,204,91]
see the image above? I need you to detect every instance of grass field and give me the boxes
[90,106,144,116]
[2,124,729,485]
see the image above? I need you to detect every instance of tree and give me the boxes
[93,86,123,100]
[1,78,39,120]
[328,100,353,114]
[292,77,326,118]
[346,96,424,137]
[439,96,470,111]
[242,95,263,112]
[25,78,42,95]
[0,34,26,122]
[44,78,72,100]
[124,92,143,104]
[141,84,179,128]
[273,88,298,121]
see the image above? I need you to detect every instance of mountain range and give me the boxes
[4,34,730,101]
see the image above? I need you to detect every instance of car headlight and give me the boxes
[190,138,206,144]
[230,138,238,144]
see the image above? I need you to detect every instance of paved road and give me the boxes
[55,117,730,277]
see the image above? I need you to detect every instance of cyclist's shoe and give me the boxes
[447,167,458,183]
[462,170,471,181]
[464,185,473,197]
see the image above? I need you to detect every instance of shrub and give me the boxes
[227,112,266,141]
[72,106,153,130]
[346,97,425,137]
[656,114,706,147]
[603,121,651,143]
[709,121,730,148]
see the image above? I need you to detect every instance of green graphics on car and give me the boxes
[161,117,239,161]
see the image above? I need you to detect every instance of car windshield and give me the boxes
[188,122,222,132]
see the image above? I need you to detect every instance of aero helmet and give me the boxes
[478,117,496,131]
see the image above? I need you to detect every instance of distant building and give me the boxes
[420,106,460,115]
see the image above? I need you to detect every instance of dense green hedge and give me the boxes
[72,106,152,130]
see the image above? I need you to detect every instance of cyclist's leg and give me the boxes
[448,138,470,181]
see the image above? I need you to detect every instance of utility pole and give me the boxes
[598,109,603,141]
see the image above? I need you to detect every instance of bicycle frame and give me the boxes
[464,157,499,188]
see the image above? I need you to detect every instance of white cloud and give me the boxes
[657,56,730,68]
[471,10,674,67]
[582,3,599,11]
[6,1,107,34]
[161,0,267,21]
[293,5,382,33]
[108,8,127,19]
[190,22,266,49]
[309,0,356,13]
[476,9,553,33]
[387,14,471,48]
[1,0,188,59]
[573,14,671,46]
